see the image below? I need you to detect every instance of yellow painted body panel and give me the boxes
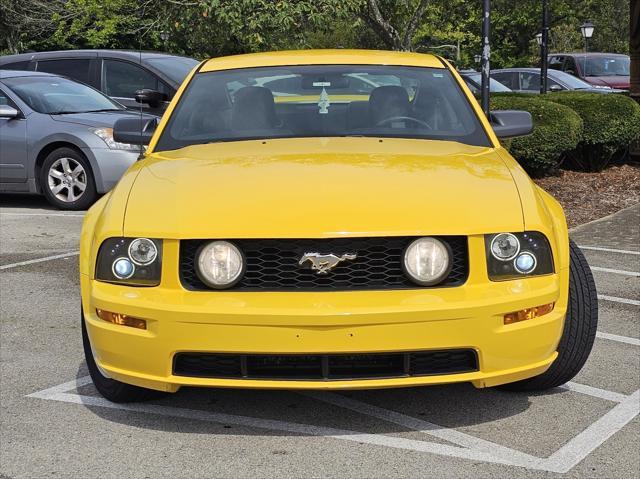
[80,49,570,392]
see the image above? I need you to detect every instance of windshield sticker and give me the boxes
[318,87,330,114]
[313,81,331,87]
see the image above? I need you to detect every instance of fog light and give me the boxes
[96,308,147,329]
[504,303,555,325]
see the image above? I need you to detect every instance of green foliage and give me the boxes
[545,92,640,171]
[491,94,583,177]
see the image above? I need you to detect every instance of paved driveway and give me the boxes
[1,196,638,478]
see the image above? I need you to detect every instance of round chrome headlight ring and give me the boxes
[112,257,135,279]
[196,240,245,289]
[403,237,452,286]
[490,233,520,261]
[128,238,158,265]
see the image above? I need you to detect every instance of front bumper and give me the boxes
[81,265,568,392]
[81,147,138,193]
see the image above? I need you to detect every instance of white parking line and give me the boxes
[0,251,79,270]
[596,332,640,347]
[0,212,85,218]
[598,295,640,307]
[591,266,640,277]
[579,245,640,256]
[27,377,639,473]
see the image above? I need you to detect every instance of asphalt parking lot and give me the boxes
[0,195,638,479]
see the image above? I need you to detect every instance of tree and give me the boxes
[359,0,430,51]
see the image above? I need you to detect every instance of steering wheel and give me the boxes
[376,116,433,130]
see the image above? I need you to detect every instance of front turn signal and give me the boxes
[504,303,555,325]
[96,309,147,330]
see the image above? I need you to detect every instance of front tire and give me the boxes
[40,147,97,210]
[501,240,598,391]
[82,310,163,403]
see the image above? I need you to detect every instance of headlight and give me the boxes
[196,241,245,289]
[90,127,140,151]
[485,232,553,280]
[403,237,451,286]
[96,237,162,286]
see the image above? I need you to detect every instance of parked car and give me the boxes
[0,50,198,115]
[491,68,622,94]
[459,71,513,94]
[548,53,630,90]
[0,70,156,210]
[79,50,597,403]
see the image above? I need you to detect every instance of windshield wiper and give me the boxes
[83,108,123,113]
[49,111,80,115]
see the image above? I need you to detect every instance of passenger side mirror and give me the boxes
[489,110,533,139]
[134,89,167,108]
[548,84,563,92]
[113,117,158,146]
[0,105,19,119]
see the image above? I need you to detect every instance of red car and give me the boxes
[548,53,630,90]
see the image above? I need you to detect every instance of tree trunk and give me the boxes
[631,0,640,104]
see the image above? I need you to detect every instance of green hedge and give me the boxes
[545,92,640,171]
[491,93,583,177]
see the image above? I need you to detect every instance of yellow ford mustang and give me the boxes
[80,50,598,402]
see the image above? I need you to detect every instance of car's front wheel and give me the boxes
[40,147,97,210]
[82,310,163,403]
[501,240,598,391]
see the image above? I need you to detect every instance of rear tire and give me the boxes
[40,147,97,210]
[500,240,598,391]
[82,310,164,403]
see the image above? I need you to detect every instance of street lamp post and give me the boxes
[540,0,549,94]
[160,31,170,50]
[580,21,594,53]
[480,0,491,117]
[474,54,481,65]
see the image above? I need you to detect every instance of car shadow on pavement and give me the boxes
[0,193,59,210]
[74,363,564,436]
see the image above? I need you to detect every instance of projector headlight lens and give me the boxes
[112,257,135,279]
[196,240,245,289]
[514,252,537,274]
[403,237,451,286]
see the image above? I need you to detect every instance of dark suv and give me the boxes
[547,53,630,90]
[0,50,198,114]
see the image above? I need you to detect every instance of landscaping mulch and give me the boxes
[534,163,640,228]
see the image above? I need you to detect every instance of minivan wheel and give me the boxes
[82,310,164,403]
[40,147,97,210]
[500,240,598,391]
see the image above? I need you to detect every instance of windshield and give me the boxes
[145,56,199,84]
[2,76,122,114]
[154,65,489,152]
[580,56,630,76]
[550,70,594,89]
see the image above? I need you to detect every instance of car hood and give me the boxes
[584,75,630,89]
[123,137,524,238]
[50,110,156,128]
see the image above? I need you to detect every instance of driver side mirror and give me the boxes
[134,89,167,108]
[489,110,533,139]
[0,105,19,119]
[113,117,158,146]
[548,84,563,92]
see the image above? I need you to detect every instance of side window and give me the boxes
[548,56,563,71]
[492,72,518,90]
[0,60,30,71]
[0,88,18,110]
[37,59,91,84]
[564,57,577,75]
[102,60,158,98]
[520,72,541,91]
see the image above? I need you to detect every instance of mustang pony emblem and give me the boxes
[298,252,357,275]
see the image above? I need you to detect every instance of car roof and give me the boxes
[0,49,193,63]
[550,52,629,58]
[0,69,57,79]
[200,49,445,73]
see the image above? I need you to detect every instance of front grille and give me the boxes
[179,236,468,291]
[173,349,478,380]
